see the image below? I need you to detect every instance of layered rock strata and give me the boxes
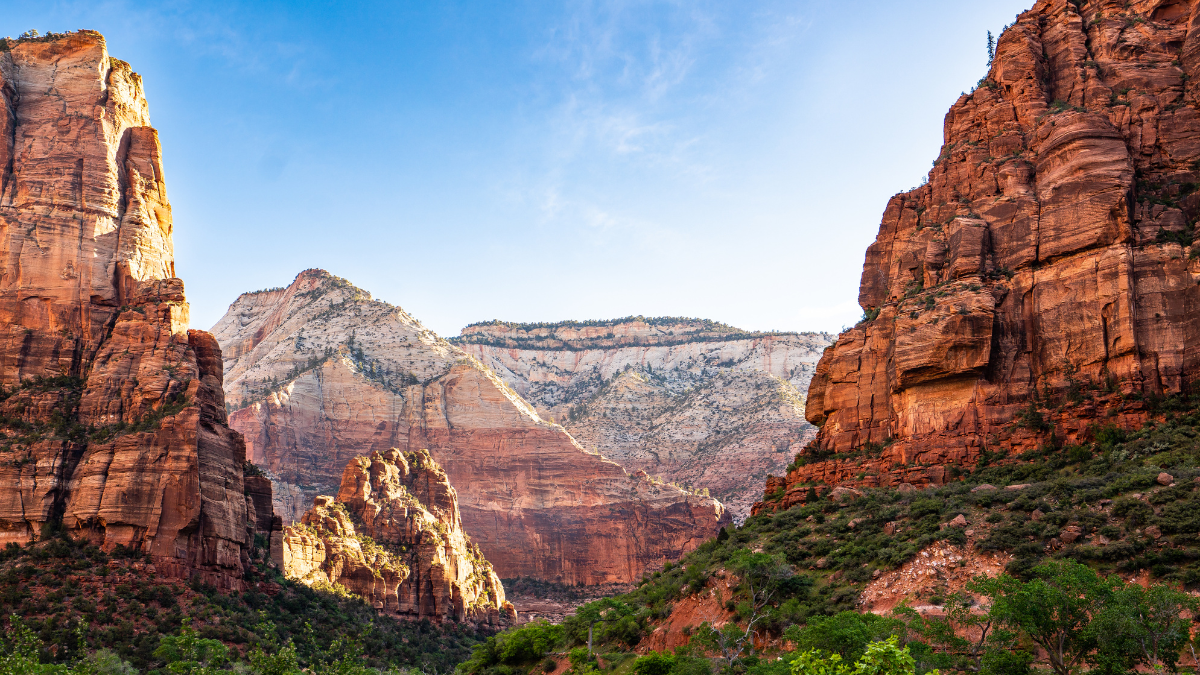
[455,320,831,520]
[760,0,1200,512]
[212,270,730,584]
[0,32,261,587]
[281,448,515,625]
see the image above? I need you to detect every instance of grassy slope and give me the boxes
[463,390,1200,672]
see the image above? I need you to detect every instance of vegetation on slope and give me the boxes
[461,389,1200,675]
[0,532,490,673]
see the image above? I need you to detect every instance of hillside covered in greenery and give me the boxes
[460,390,1200,675]
[0,532,490,674]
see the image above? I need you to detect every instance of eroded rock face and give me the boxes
[213,270,730,584]
[282,449,515,625]
[455,320,832,520]
[0,32,258,589]
[758,0,1200,512]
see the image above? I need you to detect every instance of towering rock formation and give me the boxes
[764,0,1200,508]
[455,320,831,519]
[212,270,730,585]
[282,448,516,625]
[0,32,259,587]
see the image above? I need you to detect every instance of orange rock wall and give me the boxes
[0,33,256,588]
[758,0,1200,511]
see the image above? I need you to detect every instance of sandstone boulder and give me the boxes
[830,486,864,503]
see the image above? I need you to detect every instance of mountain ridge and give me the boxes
[213,268,730,585]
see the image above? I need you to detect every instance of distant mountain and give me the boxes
[211,269,729,585]
[454,319,832,519]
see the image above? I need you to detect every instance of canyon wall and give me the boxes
[760,0,1200,511]
[282,449,515,625]
[213,270,730,585]
[455,321,831,519]
[0,32,261,587]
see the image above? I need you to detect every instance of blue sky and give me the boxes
[10,0,1031,337]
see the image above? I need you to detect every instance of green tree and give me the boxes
[785,612,904,663]
[0,617,67,674]
[248,641,302,675]
[310,637,375,675]
[790,637,925,675]
[854,637,918,675]
[790,649,851,675]
[153,619,231,674]
[970,560,1116,675]
[75,650,137,675]
[893,596,1025,674]
[632,651,676,675]
[1094,582,1197,673]
[566,647,598,675]
[498,622,564,664]
[695,551,794,666]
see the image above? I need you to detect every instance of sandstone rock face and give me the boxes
[282,449,515,625]
[213,270,730,584]
[759,0,1200,512]
[0,32,257,587]
[454,321,831,520]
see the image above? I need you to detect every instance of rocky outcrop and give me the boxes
[281,448,515,625]
[0,31,259,588]
[212,270,730,584]
[758,0,1200,512]
[455,320,831,520]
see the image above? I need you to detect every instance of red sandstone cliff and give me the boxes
[759,0,1200,513]
[282,449,516,625]
[0,32,260,587]
[212,270,730,585]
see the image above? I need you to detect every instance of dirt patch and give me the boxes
[638,572,738,654]
[859,538,1011,616]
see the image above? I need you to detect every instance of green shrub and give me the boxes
[633,651,675,675]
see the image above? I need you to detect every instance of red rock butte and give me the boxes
[0,31,264,588]
[281,449,516,626]
[759,0,1200,512]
